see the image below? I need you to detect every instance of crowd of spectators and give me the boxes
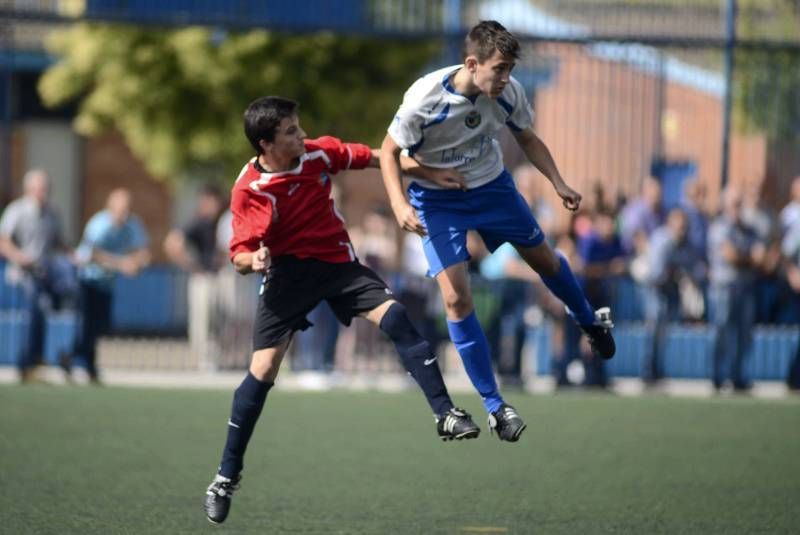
[2,168,798,391]
[467,169,800,392]
[0,171,150,383]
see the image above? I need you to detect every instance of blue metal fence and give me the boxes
[531,321,798,381]
[0,262,797,380]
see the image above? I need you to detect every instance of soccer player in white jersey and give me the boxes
[380,20,616,442]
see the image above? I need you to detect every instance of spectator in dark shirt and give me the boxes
[572,210,626,387]
[164,183,225,369]
[164,184,225,273]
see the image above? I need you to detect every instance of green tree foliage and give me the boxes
[39,23,439,180]
[734,0,800,140]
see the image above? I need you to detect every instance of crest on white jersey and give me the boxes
[465,110,482,129]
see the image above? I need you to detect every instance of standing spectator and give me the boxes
[164,183,225,368]
[642,208,705,384]
[781,217,800,390]
[479,242,531,386]
[352,207,397,276]
[349,208,399,370]
[707,188,763,392]
[619,177,664,255]
[0,169,73,383]
[478,167,556,386]
[574,209,627,387]
[680,180,709,261]
[164,183,225,273]
[73,188,150,383]
[779,175,800,233]
[742,180,783,323]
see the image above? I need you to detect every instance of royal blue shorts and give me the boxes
[408,169,545,277]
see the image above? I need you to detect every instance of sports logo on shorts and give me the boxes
[464,110,482,129]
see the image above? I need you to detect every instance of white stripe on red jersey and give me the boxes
[229,136,372,264]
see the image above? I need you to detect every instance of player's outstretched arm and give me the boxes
[513,127,582,212]
[370,148,466,190]
[379,134,427,236]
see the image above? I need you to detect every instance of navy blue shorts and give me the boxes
[408,170,545,277]
[253,256,393,350]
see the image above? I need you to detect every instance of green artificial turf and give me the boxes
[1,385,798,534]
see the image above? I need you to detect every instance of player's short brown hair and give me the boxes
[463,20,520,63]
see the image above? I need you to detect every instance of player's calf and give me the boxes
[379,302,455,416]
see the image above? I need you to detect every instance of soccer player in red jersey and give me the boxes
[204,96,478,524]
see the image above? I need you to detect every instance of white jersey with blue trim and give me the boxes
[388,64,534,189]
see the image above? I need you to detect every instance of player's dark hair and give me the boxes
[463,20,520,63]
[244,96,299,154]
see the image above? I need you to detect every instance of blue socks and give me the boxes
[540,254,596,326]
[380,302,454,416]
[447,311,503,413]
[219,372,273,478]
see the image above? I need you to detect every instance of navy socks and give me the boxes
[219,372,273,478]
[380,302,454,415]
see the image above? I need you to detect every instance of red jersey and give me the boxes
[229,136,372,263]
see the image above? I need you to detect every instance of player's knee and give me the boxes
[379,302,419,344]
[249,349,281,382]
[379,302,433,368]
[442,290,473,318]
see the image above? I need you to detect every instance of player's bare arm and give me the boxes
[379,134,427,237]
[370,149,466,190]
[513,127,582,212]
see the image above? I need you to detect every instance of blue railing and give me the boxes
[0,262,797,381]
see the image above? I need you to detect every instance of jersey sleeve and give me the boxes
[228,186,273,261]
[387,82,426,151]
[499,77,534,132]
[313,136,372,173]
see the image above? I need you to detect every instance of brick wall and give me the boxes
[532,43,770,221]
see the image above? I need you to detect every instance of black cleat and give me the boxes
[578,307,616,360]
[204,473,241,524]
[436,407,480,441]
[488,403,526,442]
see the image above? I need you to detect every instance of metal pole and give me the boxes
[0,18,12,204]
[720,0,737,190]
[654,49,666,165]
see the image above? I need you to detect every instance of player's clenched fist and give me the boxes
[251,246,270,273]
[554,182,582,212]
